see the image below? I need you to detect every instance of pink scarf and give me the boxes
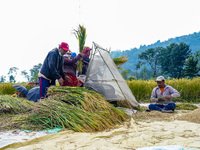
[83,47,92,58]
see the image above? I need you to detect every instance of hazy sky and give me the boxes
[1,0,200,82]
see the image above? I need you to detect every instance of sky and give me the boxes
[0,0,200,82]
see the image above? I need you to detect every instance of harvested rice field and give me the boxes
[1,86,200,150]
[1,109,200,150]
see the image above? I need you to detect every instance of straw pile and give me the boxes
[113,55,128,70]
[0,86,129,132]
[132,111,175,122]
[177,108,200,124]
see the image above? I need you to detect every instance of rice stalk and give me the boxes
[0,86,129,132]
[73,24,87,73]
[113,55,128,70]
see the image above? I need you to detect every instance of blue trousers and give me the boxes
[39,77,55,99]
[149,103,176,111]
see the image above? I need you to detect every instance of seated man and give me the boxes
[148,76,180,113]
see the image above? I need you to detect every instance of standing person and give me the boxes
[148,76,180,113]
[64,50,72,58]
[62,52,84,87]
[81,46,92,75]
[38,42,71,99]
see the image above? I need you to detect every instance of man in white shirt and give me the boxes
[148,76,180,113]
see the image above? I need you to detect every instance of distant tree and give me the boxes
[196,50,200,67]
[7,67,19,83]
[138,47,164,78]
[139,66,151,80]
[128,75,136,81]
[127,69,134,75]
[135,61,145,79]
[21,70,30,82]
[159,42,191,78]
[29,63,42,82]
[121,70,129,80]
[0,75,6,83]
[9,75,15,83]
[183,52,200,78]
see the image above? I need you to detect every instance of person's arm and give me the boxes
[82,55,90,64]
[150,88,159,102]
[169,86,180,98]
[63,54,81,64]
[162,86,180,101]
[60,58,66,79]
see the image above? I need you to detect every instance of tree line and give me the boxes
[0,63,42,83]
[1,42,199,83]
[121,42,200,80]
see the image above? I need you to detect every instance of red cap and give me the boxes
[60,42,69,51]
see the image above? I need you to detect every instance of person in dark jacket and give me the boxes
[62,52,84,86]
[81,46,92,75]
[38,42,71,99]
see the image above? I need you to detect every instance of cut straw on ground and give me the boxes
[0,86,129,132]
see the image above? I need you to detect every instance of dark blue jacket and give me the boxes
[40,48,66,81]
[82,55,90,75]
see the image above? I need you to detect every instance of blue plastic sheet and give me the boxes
[23,127,63,134]
[44,127,63,133]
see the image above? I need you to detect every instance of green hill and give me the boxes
[110,31,200,72]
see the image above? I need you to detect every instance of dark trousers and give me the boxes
[39,77,55,99]
[149,103,176,111]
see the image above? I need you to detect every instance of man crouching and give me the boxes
[148,76,180,113]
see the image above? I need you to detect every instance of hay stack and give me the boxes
[177,108,200,124]
[0,86,129,132]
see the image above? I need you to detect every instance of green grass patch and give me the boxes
[176,103,198,110]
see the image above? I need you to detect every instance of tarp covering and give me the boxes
[12,85,40,102]
[85,42,139,107]
[26,87,40,102]
[12,85,28,95]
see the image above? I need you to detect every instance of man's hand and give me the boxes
[58,78,64,85]
[65,76,72,82]
[80,52,83,56]
[165,95,172,99]
[79,52,83,60]
[158,98,165,101]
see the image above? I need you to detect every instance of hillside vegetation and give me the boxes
[111,31,200,72]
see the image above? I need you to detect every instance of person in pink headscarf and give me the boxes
[81,46,92,75]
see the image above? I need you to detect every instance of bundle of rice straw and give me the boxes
[0,86,129,132]
[113,55,128,70]
[73,24,86,73]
